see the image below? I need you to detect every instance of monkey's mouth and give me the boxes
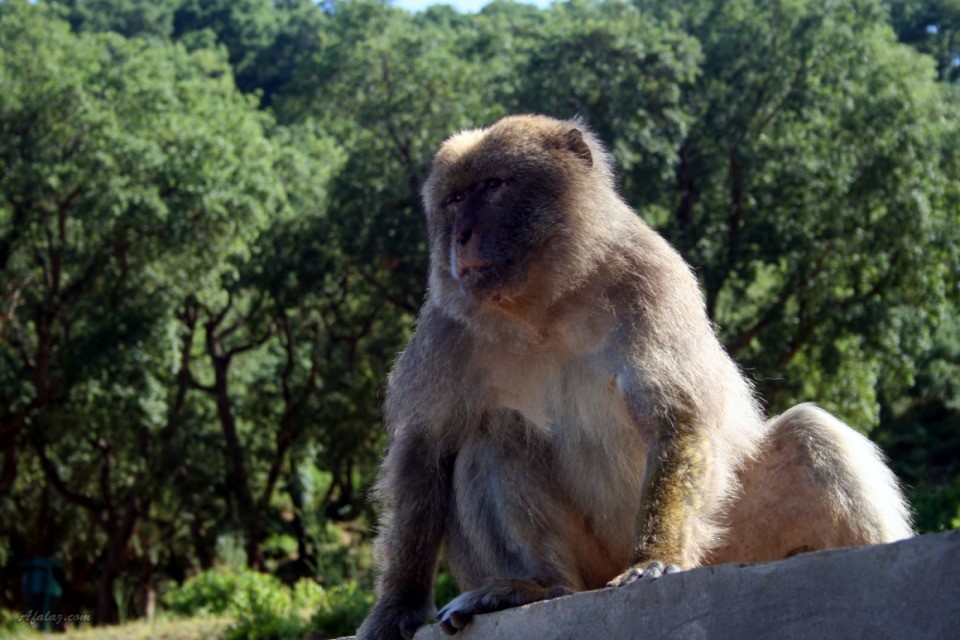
[456,263,507,297]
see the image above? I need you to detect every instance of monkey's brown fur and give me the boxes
[357,115,912,640]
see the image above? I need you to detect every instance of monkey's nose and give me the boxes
[457,228,473,246]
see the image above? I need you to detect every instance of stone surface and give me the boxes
[342,531,960,640]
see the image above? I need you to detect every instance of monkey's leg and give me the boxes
[707,403,913,565]
[437,432,602,636]
[357,431,455,640]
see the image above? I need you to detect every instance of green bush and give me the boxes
[434,571,459,608]
[164,569,237,617]
[164,567,301,640]
[292,578,326,612]
[0,608,29,636]
[226,611,303,640]
[164,567,374,639]
[165,567,291,618]
[308,582,375,638]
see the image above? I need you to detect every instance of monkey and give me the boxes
[356,115,913,640]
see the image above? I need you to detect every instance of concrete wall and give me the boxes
[344,531,960,640]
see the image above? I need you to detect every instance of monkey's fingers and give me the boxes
[606,561,681,587]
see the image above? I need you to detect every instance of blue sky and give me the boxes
[391,0,551,13]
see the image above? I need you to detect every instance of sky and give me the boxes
[391,0,551,13]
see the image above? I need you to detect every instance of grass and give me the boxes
[39,616,233,640]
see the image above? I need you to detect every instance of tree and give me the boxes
[277,0,507,310]
[619,0,960,428]
[504,0,701,207]
[173,0,282,95]
[887,0,960,82]
[0,0,338,621]
[878,304,960,533]
[45,0,179,39]
[164,122,348,572]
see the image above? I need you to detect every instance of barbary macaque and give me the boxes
[357,115,913,640]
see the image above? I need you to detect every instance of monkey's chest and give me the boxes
[491,352,634,438]
[490,355,648,550]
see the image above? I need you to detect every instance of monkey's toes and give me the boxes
[357,601,433,640]
[606,561,681,587]
[436,593,476,635]
[436,580,573,635]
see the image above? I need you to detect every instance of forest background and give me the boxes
[1,0,959,635]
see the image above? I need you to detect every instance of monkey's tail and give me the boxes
[766,403,914,545]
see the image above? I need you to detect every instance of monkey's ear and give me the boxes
[564,128,593,167]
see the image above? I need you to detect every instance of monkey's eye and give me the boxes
[445,192,465,206]
[485,177,504,190]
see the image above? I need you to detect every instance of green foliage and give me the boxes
[0,608,29,636]
[876,303,960,533]
[307,581,375,639]
[47,0,179,38]
[887,0,960,82]
[507,0,701,203]
[165,567,299,640]
[878,402,960,533]
[616,0,960,430]
[164,567,276,617]
[0,0,343,622]
[163,567,368,640]
[172,0,280,95]
[434,570,460,608]
[262,534,298,560]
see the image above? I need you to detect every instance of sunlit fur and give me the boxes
[708,404,913,563]
[358,115,913,640]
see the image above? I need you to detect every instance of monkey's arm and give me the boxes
[358,429,455,640]
[360,309,475,640]
[609,407,709,585]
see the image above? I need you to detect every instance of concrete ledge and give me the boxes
[348,531,960,639]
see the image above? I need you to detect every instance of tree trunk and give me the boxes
[95,499,140,625]
[210,356,263,569]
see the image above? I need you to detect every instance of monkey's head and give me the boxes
[422,115,624,328]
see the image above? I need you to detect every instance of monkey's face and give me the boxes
[435,167,550,301]
[422,116,600,318]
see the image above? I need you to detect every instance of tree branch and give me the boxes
[35,441,103,514]
[357,268,420,315]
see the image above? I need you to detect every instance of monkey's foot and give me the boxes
[606,560,681,588]
[358,600,435,640]
[436,579,572,635]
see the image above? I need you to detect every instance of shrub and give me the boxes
[434,571,459,608]
[165,567,290,618]
[164,567,374,639]
[0,609,29,636]
[308,582,375,638]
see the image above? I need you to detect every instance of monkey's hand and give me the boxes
[436,579,572,635]
[606,560,682,588]
[357,599,436,640]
